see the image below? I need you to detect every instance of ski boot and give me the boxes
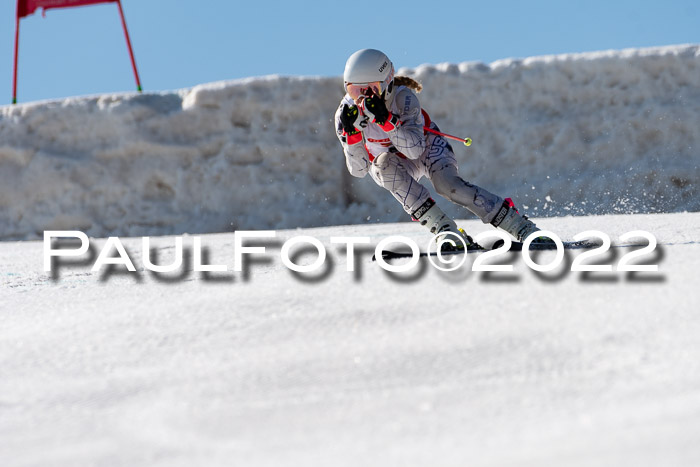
[412,198,475,252]
[490,198,552,244]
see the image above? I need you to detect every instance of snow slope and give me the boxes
[1,44,699,240]
[1,212,700,466]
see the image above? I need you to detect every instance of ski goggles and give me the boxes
[344,81,385,103]
[344,71,394,103]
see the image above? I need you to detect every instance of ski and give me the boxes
[372,243,486,261]
[373,239,599,261]
[492,239,600,251]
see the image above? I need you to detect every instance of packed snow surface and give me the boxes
[1,44,699,239]
[1,212,700,466]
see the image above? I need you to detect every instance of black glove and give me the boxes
[362,92,390,125]
[340,104,361,134]
[362,90,400,131]
[339,104,363,145]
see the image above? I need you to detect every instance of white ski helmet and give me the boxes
[343,49,395,103]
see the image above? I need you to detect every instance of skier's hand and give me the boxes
[339,104,365,145]
[362,90,400,132]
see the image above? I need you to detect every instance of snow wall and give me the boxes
[1,44,699,240]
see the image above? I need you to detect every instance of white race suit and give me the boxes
[334,85,503,222]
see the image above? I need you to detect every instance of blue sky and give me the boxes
[2,0,699,104]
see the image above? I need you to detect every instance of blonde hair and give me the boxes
[393,76,423,93]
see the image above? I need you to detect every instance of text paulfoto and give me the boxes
[43,230,659,277]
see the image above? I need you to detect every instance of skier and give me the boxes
[334,48,546,250]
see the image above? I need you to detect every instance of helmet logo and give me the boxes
[378,61,388,73]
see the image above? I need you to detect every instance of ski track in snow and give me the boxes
[1,212,700,466]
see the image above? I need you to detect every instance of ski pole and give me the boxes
[424,126,472,147]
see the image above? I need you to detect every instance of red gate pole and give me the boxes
[116,0,142,92]
[12,14,20,104]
